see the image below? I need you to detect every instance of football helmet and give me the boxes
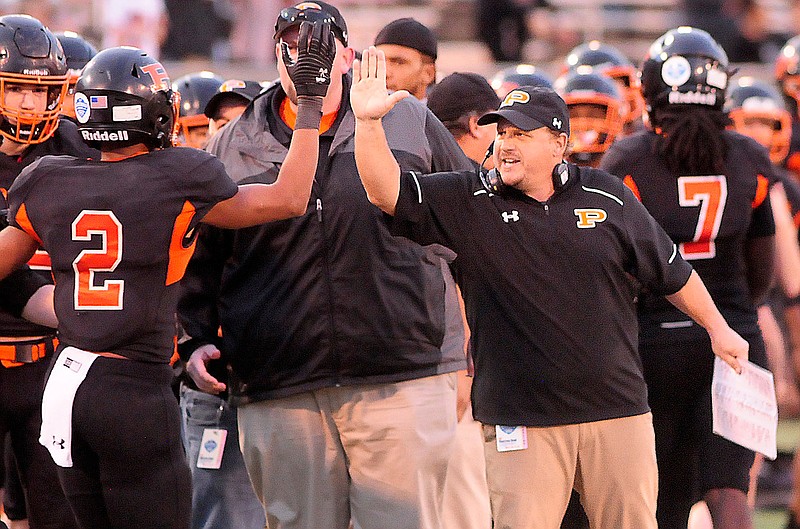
[172,71,224,146]
[640,27,729,123]
[726,77,791,164]
[776,35,800,112]
[564,41,643,124]
[490,64,552,99]
[74,46,178,149]
[0,14,68,144]
[55,31,97,120]
[554,70,623,166]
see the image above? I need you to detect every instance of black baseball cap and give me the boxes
[274,1,348,46]
[374,18,437,60]
[204,79,264,119]
[428,73,500,123]
[478,85,570,135]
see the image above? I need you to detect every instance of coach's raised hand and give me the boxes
[351,46,409,121]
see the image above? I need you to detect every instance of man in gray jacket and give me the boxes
[178,3,474,529]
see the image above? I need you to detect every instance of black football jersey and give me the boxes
[7,147,237,362]
[0,119,98,338]
[601,129,776,343]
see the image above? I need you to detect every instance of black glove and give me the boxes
[282,21,337,98]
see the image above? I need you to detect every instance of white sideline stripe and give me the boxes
[660,321,693,329]
[411,172,422,204]
[474,189,487,196]
[668,244,677,264]
[581,185,623,206]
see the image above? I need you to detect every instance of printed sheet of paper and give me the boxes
[711,357,778,460]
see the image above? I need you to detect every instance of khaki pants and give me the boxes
[483,413,658,529]
[238,373,457,529]
[442,406,492,529]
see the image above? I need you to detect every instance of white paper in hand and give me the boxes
[711,357,778,460]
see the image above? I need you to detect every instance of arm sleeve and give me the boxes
[0,267,48,317]
[622,183,694,295]
[176,223,233,360]
[390,170,470,250]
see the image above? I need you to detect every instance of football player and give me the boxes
[601,27,775,529]
[0,18,334,529]
[55,31,98,121]
[554,69,624,168]
[172,71,224,149]
[0,14,99,529]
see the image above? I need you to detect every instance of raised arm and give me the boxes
[666,270,749,373]
[203,21,336,229]
[351,46,410,215]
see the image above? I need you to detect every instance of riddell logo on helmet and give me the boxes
[668,91,716,105]
[22,68,49,75]
[80,130,130,142]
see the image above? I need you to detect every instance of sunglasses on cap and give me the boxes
[275,5,348,46]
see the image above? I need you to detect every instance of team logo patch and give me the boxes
[574,208,607,228]
[89,95,107,109]
[500,90,530,108]
[74,92,90,123]
[140,62,170,90]
[502,210,520,223]
[661,55,692,87]
[112,105,142,122]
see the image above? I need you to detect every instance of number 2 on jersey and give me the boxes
[677,175,727,260]
[72,210,124,310]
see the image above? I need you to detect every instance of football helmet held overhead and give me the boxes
[726,77,792,164]
[554,70,623,166]
[0,14,68,144]
[640,27,729,124]
[74,46,178,149]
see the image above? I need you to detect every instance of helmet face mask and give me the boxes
[0,15,68,144]
[555,71,623,165]
[640,27,729,123]
[75,46,178,149]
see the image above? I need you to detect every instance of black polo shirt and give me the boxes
[391,164,693,426]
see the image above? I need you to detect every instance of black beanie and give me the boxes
[374,18,437,60]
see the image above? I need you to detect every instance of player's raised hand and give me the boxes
[282,20,337,98]
[351,46,409,121]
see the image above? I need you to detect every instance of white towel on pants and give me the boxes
[39,347,98,467]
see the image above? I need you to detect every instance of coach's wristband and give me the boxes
[295,96,324,131]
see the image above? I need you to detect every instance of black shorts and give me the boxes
[640,332,765,514]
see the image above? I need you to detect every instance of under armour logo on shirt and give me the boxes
[552,117,562,129]
[502,210,520,223]
[53,436,65,450]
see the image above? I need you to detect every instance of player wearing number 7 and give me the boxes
[599,28,776,529]
[0,23,336,529]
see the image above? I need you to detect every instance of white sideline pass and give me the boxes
[711,357,778,460]
[197,428,227,469]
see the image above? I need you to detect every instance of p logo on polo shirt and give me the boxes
[574,208,607,228]
[500,90,530,108]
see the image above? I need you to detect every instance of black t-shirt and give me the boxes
[7,147,237,363]
[391,164,693,426]
[601,130,775,344]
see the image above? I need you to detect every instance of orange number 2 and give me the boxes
[71,210,124,310]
